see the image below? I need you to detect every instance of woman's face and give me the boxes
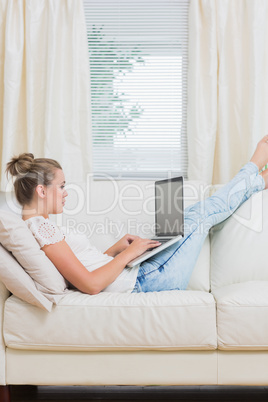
[45,169,68,214]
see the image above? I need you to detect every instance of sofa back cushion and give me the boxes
[210,190,268,290]
[187,236,210,291]
[59,180,212,292]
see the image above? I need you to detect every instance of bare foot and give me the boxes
[250,135,268,171]
[260,169,268,190]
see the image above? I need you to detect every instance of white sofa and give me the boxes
[1,178,268,401]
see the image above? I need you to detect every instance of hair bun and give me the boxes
[6,153,35,177]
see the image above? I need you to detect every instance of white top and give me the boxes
[25,216,140,293]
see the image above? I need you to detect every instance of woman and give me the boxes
[6,136,268,295]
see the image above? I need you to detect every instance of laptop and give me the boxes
[127,176,184,267]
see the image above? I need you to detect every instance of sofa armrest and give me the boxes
[0,281,10,385]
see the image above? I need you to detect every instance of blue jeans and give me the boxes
[131,162,265,293]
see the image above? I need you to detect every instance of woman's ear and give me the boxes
[35,184,46,199]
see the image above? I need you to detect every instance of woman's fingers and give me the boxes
[149,242,162,248]
[125,234,140,244]
[144,239,161,248]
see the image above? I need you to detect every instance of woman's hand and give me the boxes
[104,234,140,257]
[121,237,162,262]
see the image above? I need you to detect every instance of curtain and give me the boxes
[0,0,92,191]
[187,0,268,184]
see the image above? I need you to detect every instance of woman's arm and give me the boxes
[42,237,161,295]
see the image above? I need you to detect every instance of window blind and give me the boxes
[83,0,189,179]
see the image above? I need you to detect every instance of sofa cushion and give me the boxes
[210,190,268,290]
[59,180,211,292]
[0,210,68,304]
[0,245,52,312]
[4,290,217,351]
[187,236,210,291]
[213,281,268,350]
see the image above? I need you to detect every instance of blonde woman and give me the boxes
[6,136,268,294]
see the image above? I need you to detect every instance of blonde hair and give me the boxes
[6,153,62,206]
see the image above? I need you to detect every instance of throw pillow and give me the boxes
[0,244,52,312]
[0,210,68,304]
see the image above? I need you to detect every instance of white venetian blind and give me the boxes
[83,0,189,179]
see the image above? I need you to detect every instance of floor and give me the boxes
[9,385,268,402]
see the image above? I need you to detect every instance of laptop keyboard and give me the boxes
[146,238,171,251]
[151,238,172,244]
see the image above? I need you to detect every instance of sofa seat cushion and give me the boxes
[4,290,217,351]
[213,281,268,350]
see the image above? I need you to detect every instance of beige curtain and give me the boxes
[187,0,268,184]
[0,0,92,191]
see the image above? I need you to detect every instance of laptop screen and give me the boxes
[155,176,184,237]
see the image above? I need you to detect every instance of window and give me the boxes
[83,0,189,179]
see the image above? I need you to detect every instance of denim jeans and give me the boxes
[131,162,265,293]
